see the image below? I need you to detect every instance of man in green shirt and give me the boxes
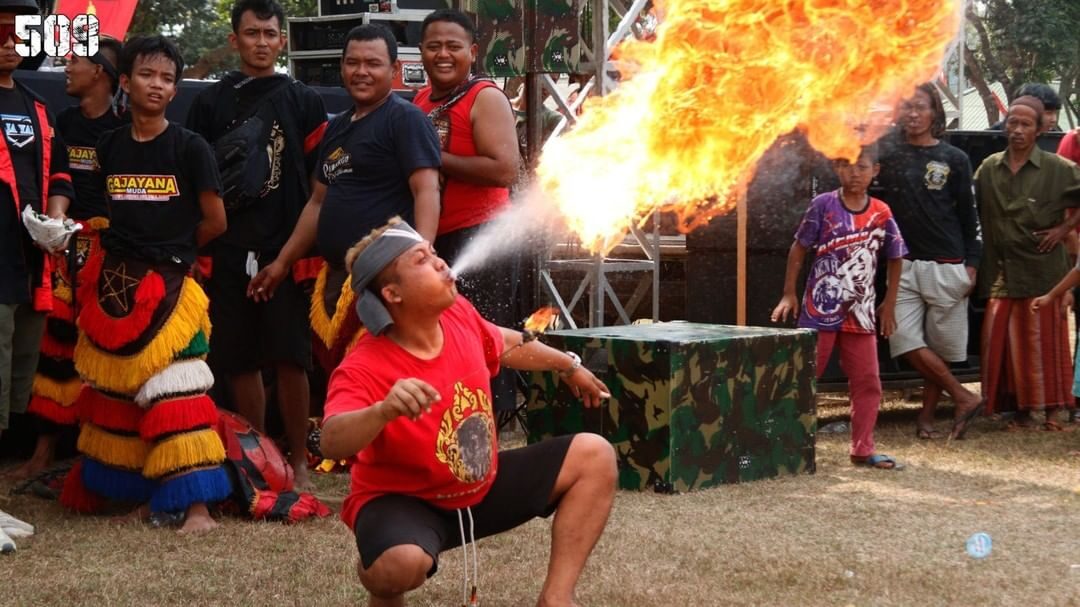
[974,95,1080,432]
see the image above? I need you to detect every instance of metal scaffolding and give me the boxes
[526,0,661,329]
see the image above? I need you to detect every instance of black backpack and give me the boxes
[213,75,292,212]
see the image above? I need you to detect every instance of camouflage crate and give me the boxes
[527,0,583,73]
[526,323,817,491]
[476,0,527,77]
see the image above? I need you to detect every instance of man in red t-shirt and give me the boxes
[321,218,615,607]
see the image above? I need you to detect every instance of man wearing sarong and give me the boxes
[59,36,231,533]
[973,95,1080,433]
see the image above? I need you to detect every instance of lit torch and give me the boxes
[522,306,560,343]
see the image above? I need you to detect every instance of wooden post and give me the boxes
[736,194,747,326]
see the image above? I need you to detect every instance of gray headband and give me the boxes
[350,223,425,336]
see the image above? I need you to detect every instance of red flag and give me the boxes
[53,0,138,41]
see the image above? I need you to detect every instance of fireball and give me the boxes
[536,0,962,251]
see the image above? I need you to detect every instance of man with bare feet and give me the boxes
[321,218,616,606]
[60,36,229,533]
[186,0,328,489]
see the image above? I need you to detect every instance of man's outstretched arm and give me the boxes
[498,327,609,407]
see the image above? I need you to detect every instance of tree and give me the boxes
[126,0,317,80]
[963,0,1080,127]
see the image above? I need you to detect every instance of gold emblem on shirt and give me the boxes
[435,381,495,484]
[924,160,950,191]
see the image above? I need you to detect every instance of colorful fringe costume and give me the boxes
[309,264,365,370]
[60,255,231,514]
[27,219,108,431]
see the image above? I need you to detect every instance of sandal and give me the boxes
[851,454,904,470]
[916,427,942,440]
[949,398,986,440]
[1042,421,1070,432]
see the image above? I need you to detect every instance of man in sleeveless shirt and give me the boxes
[414,9,521,415]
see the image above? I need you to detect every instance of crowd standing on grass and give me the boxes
[0,0,1079,602]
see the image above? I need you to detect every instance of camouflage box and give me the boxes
[473,0,583,76]
[526,323,817,491]
[476,0,527,77]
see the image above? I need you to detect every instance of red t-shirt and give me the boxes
[413,81,511,235]
[323,296,505,528]
[1059,129,1080,165]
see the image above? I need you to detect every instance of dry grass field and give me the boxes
[4,394,1080,607]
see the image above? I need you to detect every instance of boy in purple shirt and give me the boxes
[772,145,907,470]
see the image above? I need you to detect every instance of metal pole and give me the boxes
[958,2,965,130]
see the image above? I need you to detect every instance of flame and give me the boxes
[524,307,560,334]
[536,0,962,252]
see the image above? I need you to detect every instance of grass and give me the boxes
[4,393,1080,607]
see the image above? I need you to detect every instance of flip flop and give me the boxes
[916,427,942,440]
[949,398,986,440]
[851,454,905,470]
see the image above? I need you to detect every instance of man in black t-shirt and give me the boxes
[66,36,230,534]
[0,0,75,454]
[248,24,441,369]
[875,83,985,440]
[186,0,327,488]
[12,37,127,481]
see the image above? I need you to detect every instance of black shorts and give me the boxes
[205,245,312,374]
[353,435,573,576]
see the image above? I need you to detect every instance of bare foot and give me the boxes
[536,596,582,607]
[110,504,151,525]
[178,502,218,534]
[4,454,53,481]
[289,453,315,492]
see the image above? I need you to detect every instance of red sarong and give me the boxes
[981,297,1073,413]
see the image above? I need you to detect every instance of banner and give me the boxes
[53,0,138,41]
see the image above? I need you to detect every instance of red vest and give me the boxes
[414,81,511,236]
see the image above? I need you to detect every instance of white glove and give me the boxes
[0,510,33,538]
[21,205,81,253]
[0,525,14,554]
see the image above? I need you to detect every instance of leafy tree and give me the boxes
[963,0,1080,126]
[126,0,317,79]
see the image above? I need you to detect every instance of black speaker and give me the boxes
[319,0,393,15]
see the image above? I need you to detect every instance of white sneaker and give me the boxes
[0,525,15,554]
[0,510,33,538]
